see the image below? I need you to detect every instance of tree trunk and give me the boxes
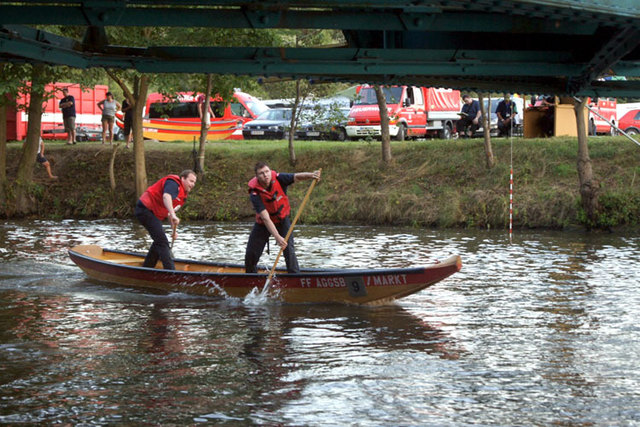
[109,143,119,191]
[107,70,149,197]
[15,65,46,215]
[133,75,149,197]
[374,86,392,163]
[197,73,213,176]
[288,80,301,166]
[575,97,599,228]
[0,102,7,211]
[479,94,495,169]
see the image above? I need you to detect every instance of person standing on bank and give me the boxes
[135,170,197,270]
[496,93,518,137]
[59,87,76,145]
[97,92,120,145]
[121,97,134,148]
[245,162,321,274]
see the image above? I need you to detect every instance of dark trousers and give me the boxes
[244,217,299,274]
[498,118,513,136]
[134,200,175,270]
[456,116,478,135]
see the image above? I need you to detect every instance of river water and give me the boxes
[0,219,639,425]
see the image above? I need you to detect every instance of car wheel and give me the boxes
[626,128,639,136]
[439,123,452,140]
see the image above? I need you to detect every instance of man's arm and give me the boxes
[293,170,321,182]
[162,193,179,239]
[259,210,287,249]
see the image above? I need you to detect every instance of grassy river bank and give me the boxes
[4,136,640,230]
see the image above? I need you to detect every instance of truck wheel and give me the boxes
[394,124,406,141]
[335,127,347,141]
[439,123,452,140]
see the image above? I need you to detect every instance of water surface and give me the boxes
[1,220,639,425]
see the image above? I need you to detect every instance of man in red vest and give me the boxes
[245,162,321,273]
[135,170,197,270]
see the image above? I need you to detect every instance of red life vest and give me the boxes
[139,174,188,220]
[248,170,291,224]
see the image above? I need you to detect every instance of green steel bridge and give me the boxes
[1,0,639,97]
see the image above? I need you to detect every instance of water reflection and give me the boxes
[0,285,457,424]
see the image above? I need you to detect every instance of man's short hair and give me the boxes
[254,162,269,174]
[462,94,471,100]
[179,169,195,179]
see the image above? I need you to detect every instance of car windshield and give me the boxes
[245,99,270,117]
[355,87,403,105]
[258,109,292,120]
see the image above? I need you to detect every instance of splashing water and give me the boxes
[243,286,270,305]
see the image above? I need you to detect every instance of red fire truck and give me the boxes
[588,97,617,135]
[5,83,109,141]
[346,85,461,140]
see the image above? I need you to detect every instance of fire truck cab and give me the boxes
[346,85,461,140]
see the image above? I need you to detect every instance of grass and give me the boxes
[4,135,640,229]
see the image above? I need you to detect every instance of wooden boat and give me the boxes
[68,245,462,305]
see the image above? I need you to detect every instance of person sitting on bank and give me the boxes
[34,137,57,180]
[457,94,481,138]
[244,162,321,274]
[496,93,518,137]
[134,170,197,270]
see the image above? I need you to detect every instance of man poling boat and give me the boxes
[68,245,462,305]
[134,170,197,270]
[244,162,322,275]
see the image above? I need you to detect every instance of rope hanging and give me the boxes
[509,110,514,243]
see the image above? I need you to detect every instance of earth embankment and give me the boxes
[4,137,639,229]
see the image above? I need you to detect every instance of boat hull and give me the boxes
[69,245,462,305]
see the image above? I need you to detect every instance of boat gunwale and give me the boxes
[68,246,446,279]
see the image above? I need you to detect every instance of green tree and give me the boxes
[0,63,29,213]
[14,64,56,214]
